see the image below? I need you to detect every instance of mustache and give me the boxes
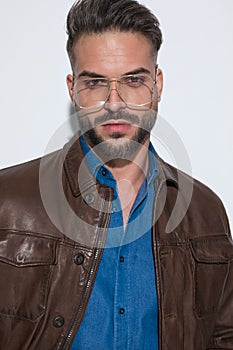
[93,111,140,127]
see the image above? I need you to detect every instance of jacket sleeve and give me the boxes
[207,216,233,350]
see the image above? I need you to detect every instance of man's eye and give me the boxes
[123,75,145,87]
[84,79,107,88]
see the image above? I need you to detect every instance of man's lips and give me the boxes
[100,120,133,134]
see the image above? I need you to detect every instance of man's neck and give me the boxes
[105,139,149,185]
[104,139,150,228]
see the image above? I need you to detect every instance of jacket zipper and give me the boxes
[60,188,112,350]
[152,178,167,350]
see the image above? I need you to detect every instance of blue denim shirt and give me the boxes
[71,136,159,349]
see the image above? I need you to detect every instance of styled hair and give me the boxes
[66,0,163,68]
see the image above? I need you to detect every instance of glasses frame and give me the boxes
[71,68,158,111]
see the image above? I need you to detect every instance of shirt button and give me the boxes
[53,316,65,328]
[74,253,85,265]
[119,308,125,315]
[120,256,124,263]
[102,169,107,176]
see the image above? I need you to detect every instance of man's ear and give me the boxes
[66,74,75,105]
[156,68,163,102]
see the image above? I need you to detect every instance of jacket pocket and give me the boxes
[0,232,57,321]
[190,235,233,318]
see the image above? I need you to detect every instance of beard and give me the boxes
[79,109,157,160]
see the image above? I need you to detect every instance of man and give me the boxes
[0,0,232,349]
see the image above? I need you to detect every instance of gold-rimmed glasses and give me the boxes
[72,72,157,111]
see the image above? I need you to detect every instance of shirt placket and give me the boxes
[113,243,130,350]
[100,173,128,349]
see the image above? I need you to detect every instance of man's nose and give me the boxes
[104,80,126,112]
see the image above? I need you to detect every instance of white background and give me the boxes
[0,0,232,229]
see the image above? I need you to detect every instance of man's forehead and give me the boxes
[72,31,156,73]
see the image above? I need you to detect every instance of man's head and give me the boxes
[66,0,163,160]
[66,0,162,70]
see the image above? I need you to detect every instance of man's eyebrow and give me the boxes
[77,71,107,78]
[76,67,152,79]
[123,67,152,75]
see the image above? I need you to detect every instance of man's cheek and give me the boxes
[78,116,93,132]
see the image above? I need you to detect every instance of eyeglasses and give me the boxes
[72,73,157,111]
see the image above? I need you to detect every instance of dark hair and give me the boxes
[66,0,163,68]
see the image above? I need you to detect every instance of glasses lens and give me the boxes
[118,74,154,107]
[74,77,109,109]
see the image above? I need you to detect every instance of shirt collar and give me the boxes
[80,135,158,187]
[79,135,103,179]
[63,133,179,198]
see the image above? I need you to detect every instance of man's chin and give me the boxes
[108,132,127,140]
[94,139,140,160]
[83,128,149,162]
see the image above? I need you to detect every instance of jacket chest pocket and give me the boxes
[0,233,57,321]
[190,235,233,318]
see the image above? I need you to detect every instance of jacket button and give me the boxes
[84,193,95,205]
[74,253,84,265]
[53,316,65,328]
[16,253,26,263]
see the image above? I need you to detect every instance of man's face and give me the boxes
[67,31,163,159]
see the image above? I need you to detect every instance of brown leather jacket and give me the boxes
[0,137,233,350]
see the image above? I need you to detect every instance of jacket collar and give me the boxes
[63,134,179,197]
[63,134,97,197]
[156,154,179,189]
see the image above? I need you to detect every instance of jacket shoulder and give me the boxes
[0,157,43,204]
[158,158,231,236]
[0,150,61,191]
[0,151,63,235]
